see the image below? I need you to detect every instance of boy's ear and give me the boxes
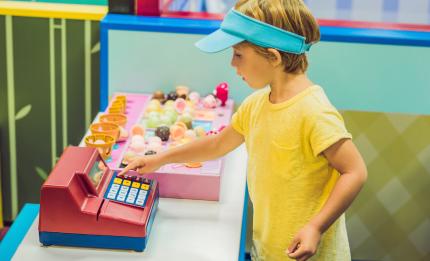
[267,48,283,67]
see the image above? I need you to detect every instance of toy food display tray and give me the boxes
[83,92,234,201]
[80,93,151,169]
[123,93,234,201]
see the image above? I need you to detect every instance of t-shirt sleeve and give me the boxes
[231,97,251,136]
[308,109,352,157]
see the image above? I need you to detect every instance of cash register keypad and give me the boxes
[104,173,152,208]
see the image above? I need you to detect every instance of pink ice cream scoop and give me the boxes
[214,82,229,106]
[174,98,187,114]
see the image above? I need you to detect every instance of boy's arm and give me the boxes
[160,125,244,164]
[288,138,367,260]
[120,125,244,175]
[310,138,367,232]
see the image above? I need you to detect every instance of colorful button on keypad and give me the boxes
[104,173,152,208]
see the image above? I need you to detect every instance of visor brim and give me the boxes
[195,29,244,53]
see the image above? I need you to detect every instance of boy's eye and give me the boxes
[234,52,242,58]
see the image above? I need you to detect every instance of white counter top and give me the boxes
[12,145,248,261]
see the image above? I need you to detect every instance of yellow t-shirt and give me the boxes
[232,85,352,261]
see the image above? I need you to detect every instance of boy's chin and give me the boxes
[248,83,268,90]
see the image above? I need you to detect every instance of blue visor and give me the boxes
[195,9,313,54]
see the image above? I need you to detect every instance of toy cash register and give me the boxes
[39,146,159,252]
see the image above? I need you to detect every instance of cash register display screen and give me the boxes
[88,160,107,187]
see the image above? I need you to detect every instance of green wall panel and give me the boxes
[0,15,9,224]
[91,21,100,124]
[65,20,100,146]
[0,15,100,220]
[13,16,51,220]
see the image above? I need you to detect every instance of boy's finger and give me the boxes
[118,166,130,176]
[119,161,138,176]
[288,246,306,259]
[287,238,300,254]
[298,254,312,261]
[117,169,125,176]
[136,164,148,175]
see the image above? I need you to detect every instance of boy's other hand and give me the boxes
[118,155,163,176]
[286,223,321,261]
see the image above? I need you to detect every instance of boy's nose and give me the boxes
[230,58,237,68]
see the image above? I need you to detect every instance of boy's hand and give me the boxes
[286,223,321,261]
[118,155,163,176]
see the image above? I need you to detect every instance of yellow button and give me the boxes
[141,184,150,190]
[132,182,140,188]
[123,180,131,186]
[114,178,123,184]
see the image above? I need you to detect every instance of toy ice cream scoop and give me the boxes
[174,98,187,114]
[214,82,229,107]
[155,126,170,142]
[188,92,200,104]
[203,95,217,109]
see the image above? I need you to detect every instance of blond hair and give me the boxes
[234,0,320,73]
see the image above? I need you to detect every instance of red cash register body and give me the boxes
[39,146,159,251]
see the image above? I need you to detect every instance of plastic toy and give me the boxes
[90,123,120,142]
[84,134,115,159]
[214,82,229,106]
[39,146,159,251]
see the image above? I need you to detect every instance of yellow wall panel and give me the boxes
[0,1,107,21]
